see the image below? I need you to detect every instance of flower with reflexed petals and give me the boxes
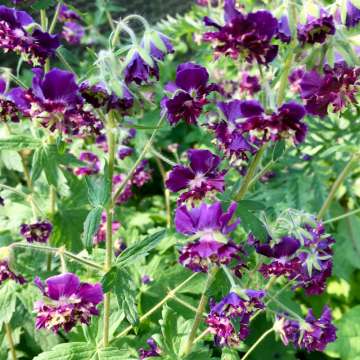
[203,0,279,64]
[20,220,52,243]
[34,273,103,333]
[166,149,225,204]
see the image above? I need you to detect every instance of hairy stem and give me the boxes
[183,267,218,356]
[4,323,17,360]
[241,328,274,360]
[103,112,116,347]
[153,154,171,228]
[112,115,164,205]
[235,144,268,201]
[11,242,103,270]
[317,154,359,220]
[323,208,360,224]
[48,1,63,34]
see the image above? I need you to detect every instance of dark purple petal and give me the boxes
[346,1,360,27]
[46,273,80,300]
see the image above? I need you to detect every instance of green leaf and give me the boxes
[326,306,360,360]
[114,269,138,325]
[0,136,41,151]
[236,208,267,241]
[33,342,128,359]
[221,348,240,360]
[86,175,110,207]
[160,305,178,357]
[114,229,166,268]
[237,200,266,211]
[31,0,56,10]
[272,141,286,161]
[31,147,44,183]
[82,207,103,252]
[42,145,59,186]
[0,281,17,327]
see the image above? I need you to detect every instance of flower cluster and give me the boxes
[250,214,335,295]
[203,0,279,64]
[20,220,52,243]
[138,338,161,359]
[162,62,220,125]
[297,12,335,45]
[166,149,225,204]
[299,62,360,117]
[0,5,59,66]
[34,273,103,333]
[58,4,84,45]
[0,260,26,285]
[114,160,152,204]
[124,31,173,85]
[275,306,336,351]
[0,77,22,122]
[209,100,307,163]
[93,212,121,245]
[74,152,100,176]
[176,202,245,273]
[206,290,265,346]
[12,68,103,137]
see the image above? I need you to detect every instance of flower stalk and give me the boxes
[182,267,219,356]
[4,323,17,360]
[317,153,359,220]
[103,111,117,347]
[240,327,274,360]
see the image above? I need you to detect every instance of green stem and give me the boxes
[153,154,171,228]
[111,20,137,48]
[151,147,177,166]
[122,14,151,31]
[103,112,117,347]
[317,154,359,220]
[221,265,236,288]
[11,242,103,270]
[4,323,17,360]
[40,9,48,31]
[323,208,360,224]
[112,116,164,204]
[110,272,199,343]
[48,1,63,34]
[267,295,303,321]
[277,49,294,106]
[194,328,211,344]
[235,144,268,201]
[240,328,274,360]
[183,267,218,356]
[56,50,76,74]
[172,295,197,313]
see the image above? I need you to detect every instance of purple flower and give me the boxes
[0,260,26,285]
[206,291,265,346]
[59,4,81,22]
[288,68,305,93]
[166,149,225,204]
[346,1,360,28]
[178,239,244,273]
[162,62,220,125]
[276,16,291,43]
[124,50,159,85]
[62,21,84,45]
[118,146,133,160]
[203,0,279,64]
[139,338,161,359]
[114,239,126,257]
[275,306,336,352]
[252,218,335,296]
[141,275,152,284]
[93,212,121,245]
[34,273,103,333]
[79,81,133,113]
[297,12,335,45]
[239,72,261,95]
[74,152,100,176]
[20,220,52,243]
[142,31,174,61]
[0,6,60,66]
[300,63,360,117]
[0,77,22,122]
[175,202,239,241]
[13,68,103,137]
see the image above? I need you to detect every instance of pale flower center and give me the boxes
[188,172,206,189]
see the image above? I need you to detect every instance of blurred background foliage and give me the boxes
[0,0,359,359]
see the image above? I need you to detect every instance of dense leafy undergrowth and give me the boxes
[0,0,359,359]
